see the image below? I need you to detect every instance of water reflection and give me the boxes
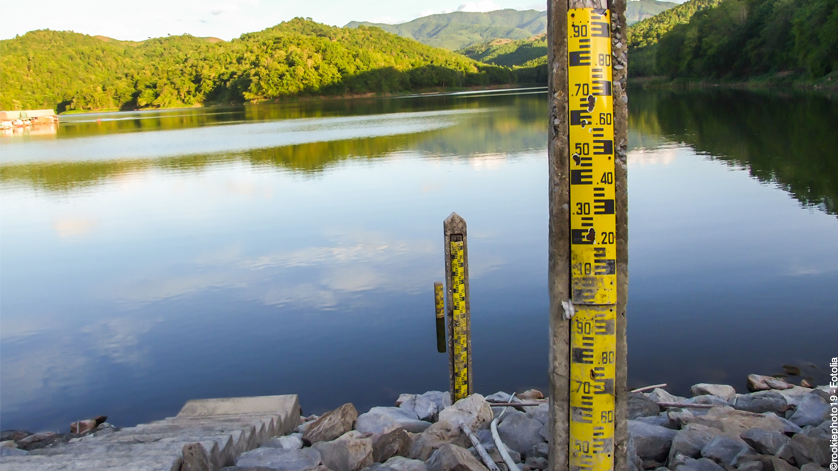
[629,89,838,215]
[1,89,836,434]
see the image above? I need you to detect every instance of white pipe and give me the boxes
[490,418,519,471]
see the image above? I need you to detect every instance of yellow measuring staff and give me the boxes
[568,8,617,471]
[450,239,470,401]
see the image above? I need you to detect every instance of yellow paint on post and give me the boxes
[450,240,469,401]
[435,282,444,320]
[567,7,617,306]
[567,8,618,471]
[569,305,616,471]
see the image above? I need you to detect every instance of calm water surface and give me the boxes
[1,88,836,432]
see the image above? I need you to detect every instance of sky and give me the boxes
[1,0,551,42]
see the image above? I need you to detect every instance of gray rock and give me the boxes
[648,388,688,405]
[525,403,548,425]
[373,428,412,463]
[775,444,796,464]
[700,436,750,467]
[678,406,788,436]
[418,392,452,420]
[438,395,493,431]
[630,392,662,419]
[0,430,31,442]
[771,457,800,471]
[357,407,433,434]
[485,392,514,403]
[495,409,525,425]
[0,440,17,448]
[776,387,819,407]
[627,437,644,471]
[0,447,28,456]
[263,435,304,450]
[776,416,804,435]
[304,403,359,445]
[409,421,469,461]
[16,431,56,448]
[686,395,732,407]
[734,458,765,471]
[668,424,720,463]
[637,414,677,429]
[474,429,494,447]
[734,392,790,415]
[788,392,830,427]
[377,456,429,471]
[628,420,677,462]
[525,456,548,470]
[313,430,374,471]
[788,432,828,466]
[426,443,488,471]
[800,464,826,471]
[748,375,793,392]
[402,396,440,423]
[691,384,737,402]
[497,413,543,455]
[527,442,549,460]
[740,428,789,455]
[236,447,322,471]
[539,422,549,443]
[674,457,726,471]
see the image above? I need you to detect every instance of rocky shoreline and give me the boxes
[1,374,834,471]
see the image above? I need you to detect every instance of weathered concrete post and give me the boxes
[547,0,628,469]
[444,212,473,402]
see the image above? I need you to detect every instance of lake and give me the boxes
[1,88,836,433]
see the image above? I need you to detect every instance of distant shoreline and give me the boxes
[628,74,838,93]
[57,83,546,116]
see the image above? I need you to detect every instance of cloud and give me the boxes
[456,0,503,12]
[53,218,98,239]
[420,0,503,16]
[627,147,679,167]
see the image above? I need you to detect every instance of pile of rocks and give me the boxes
[0,417,116,457]
[627,377,833,471]
[225,389,550,471]
[222,377,834,471]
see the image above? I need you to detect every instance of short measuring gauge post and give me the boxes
[434,281,447,353]
[568,7,618,471]
[443,212,472,402]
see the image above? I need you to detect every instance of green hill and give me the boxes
[626,0,680,24]
[655,0,838,79]
[346,2,676,51]
[0,19,515,112]
[458,34,547,67]
[626,0,723,50]
[345,10,547,51]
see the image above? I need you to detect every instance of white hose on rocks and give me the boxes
[490,418,519,471]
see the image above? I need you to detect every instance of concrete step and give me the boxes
[0,394,301,471]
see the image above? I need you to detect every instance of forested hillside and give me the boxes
[655,0,838,79]
[459,35,547,67]
[345,10,546,51]
[626,0,722,49]
[458,0,694,73]
[0,19,514,112]
[346,1,676,51]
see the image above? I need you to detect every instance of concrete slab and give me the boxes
[178,395,299,419]
[0,395,301,471]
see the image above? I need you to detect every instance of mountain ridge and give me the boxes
[346,1,678,50]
